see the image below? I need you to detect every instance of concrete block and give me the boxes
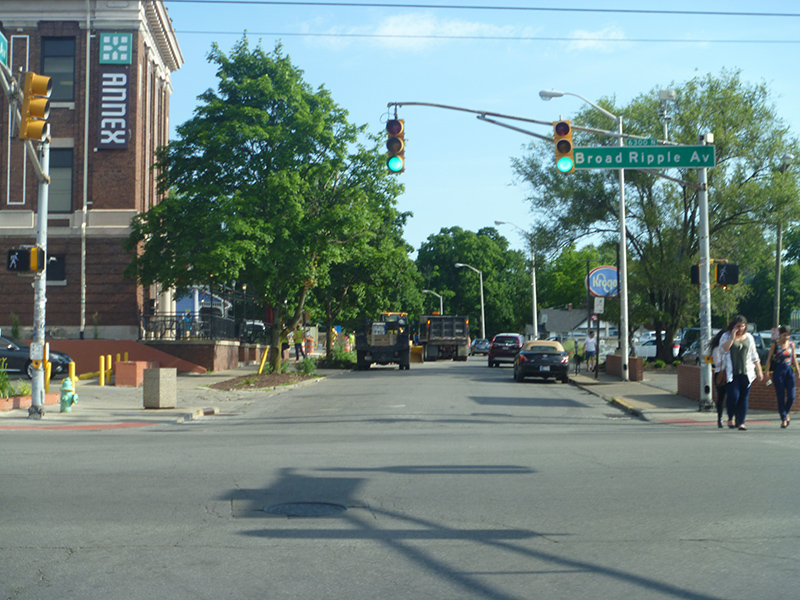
[143,368,177,409]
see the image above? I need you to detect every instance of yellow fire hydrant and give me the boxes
[60,378,78,413]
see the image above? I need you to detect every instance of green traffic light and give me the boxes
[387,155,404,172]
[556,156,574,173]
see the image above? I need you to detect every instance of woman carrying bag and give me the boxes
[720,315,763,430]
[765,325,800,428]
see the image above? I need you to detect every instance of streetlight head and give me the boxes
[454,263,465,268]
[494,220,505,226]
[539,89,565,101]
[782,153,795,165]
[422,289,431,293]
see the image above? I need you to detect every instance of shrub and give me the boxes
[653,359,666,369]
[294,357,318,376]
[0,358,18,398]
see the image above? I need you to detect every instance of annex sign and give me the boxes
[97,68,129,149]
[574,145,715,170]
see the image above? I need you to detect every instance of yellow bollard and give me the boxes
[69,362,76,384]
[107,354,112,380]
[44,361,51,393]
[116,353,121,364]
[124,352,129,362]
[99,355,105,387]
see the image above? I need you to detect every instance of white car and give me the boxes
[635,339,679,360]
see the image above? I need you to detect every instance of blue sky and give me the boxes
[162,1,800,255]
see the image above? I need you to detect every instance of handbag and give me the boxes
[715,369,727,386]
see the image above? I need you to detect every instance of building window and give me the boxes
[42,38,75,102]
[49,149,73,213]
[47,255,66,284]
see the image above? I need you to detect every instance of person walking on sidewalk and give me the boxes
[720,315,763,430]
[583,331,597,373]
[765,325,799,428]
[711,329,727,428]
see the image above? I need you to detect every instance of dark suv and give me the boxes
[488,333,524,367]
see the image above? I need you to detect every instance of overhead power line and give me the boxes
[176,30,800,45]
[164,0,800,18]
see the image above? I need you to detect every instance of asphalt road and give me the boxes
[1,357,798,600]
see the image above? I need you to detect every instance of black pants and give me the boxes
[295,343,305,360]
[715,383,726,421]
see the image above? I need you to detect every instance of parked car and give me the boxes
[681,339,702,365]
[513,340,570,383]
[634,339,679,360]
[0,335,74,379]
[488,333,523,367]
[469,338,490,356]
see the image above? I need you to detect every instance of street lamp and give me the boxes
[539,88,630,381]
[455,262,485,340]
[421,289,443,315]
[774,153,796,327]
[495,220,538,340]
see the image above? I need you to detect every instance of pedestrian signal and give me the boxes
[6,247,45,273]
[18,72,52,141]
[553,120,574,173]
[386,119,405,173]
[715,263,739,287]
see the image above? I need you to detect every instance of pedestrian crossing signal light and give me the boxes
[715,263,739,287]
[18,72,52,141]
[553,120,575,173]
[6,247,45,273]
[386,119,405,173]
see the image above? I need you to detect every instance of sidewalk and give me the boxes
[0,366,338,430]
[571,369,781,427]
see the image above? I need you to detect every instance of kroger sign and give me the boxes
[587,266,619,297]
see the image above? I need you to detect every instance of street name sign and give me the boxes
[0,32,8,67]
[574,145,715,170]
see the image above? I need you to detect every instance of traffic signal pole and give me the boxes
[697,133,714,411]
[0,62,52,418]
[29,141,51,418]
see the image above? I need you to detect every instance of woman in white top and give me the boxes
[719,315,763,430]
[710,329,727,428]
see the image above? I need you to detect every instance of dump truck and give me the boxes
[355,312,411,370]
[418,315,470,361]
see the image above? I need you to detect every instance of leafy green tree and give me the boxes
[513,69,799,360]
[415,227,529,338]
[125,38,401,369]
[308,200,423,353]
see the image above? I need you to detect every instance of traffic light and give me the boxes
[715,263,739,287]
[6,247,45,273]
[386,119,405,173]
[18,72,52,141]
[553,120,575,173]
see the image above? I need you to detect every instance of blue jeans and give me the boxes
[726,374,751,426]
[772,365,795,421]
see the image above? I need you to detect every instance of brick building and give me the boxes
[0,1,182,339]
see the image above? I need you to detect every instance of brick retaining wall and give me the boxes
[677,364,797,412]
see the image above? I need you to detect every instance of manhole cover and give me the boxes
[264,502,348,518]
